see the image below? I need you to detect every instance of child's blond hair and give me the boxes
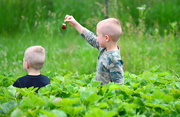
[24,46,45,70]
[97,18,122,42]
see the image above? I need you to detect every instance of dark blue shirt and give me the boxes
[13,74,50,88]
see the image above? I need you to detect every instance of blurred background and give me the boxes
[0,0,179,77]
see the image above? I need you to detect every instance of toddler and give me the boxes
[13,46,50,90]
[64,15,124,85]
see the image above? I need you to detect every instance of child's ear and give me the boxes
[25,62,30,69]
[105,35,110,42]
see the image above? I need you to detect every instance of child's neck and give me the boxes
[106,44,119,51]
[27,69,40,75]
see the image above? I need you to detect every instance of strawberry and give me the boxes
[61,23,66,29]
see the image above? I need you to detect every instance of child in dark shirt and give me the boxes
[13,46,50,90]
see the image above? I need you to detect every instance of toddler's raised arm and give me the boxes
[64,15,84,34]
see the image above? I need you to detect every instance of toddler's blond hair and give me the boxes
[97,18,122,42]
[24,46,45,70]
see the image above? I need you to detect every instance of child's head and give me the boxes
[96,18,122,48]
[23,46,45,70]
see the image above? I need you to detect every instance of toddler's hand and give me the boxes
[64,15,78,27]
[64,14,84,33]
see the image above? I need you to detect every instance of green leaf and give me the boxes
[20,95,45,108]
[175,82,180,89]
[87,81,102,87]
[118,103,138,115]
[140,94,153,102]
[108,83,121,91]
[53,75,65,82]
[104,91,116,98]
[1,100,17,114]
[136,85,153,94]
[1,86,17,100]
[40,109,67,117]
[84,108,104,117]
[85,93,102,104]
[65,84,78,93]
[61,106,84,116]
[152,89,165,99]
[10,108,24,117]
[146,103,168,111]
[175,103,180,113]
[158,71,170,77]
[54,98,80,107]
[133,97,145,106]
[7,85,17,97]
[46,84,53,91]
[51,109,67,117]
[79,87,98,101]
[163,95,174,103]
[95,102,109,109]
[132,83,140,89]
[139,79,148,87]
[104,111,117,117]
[1,77,12,87]
[38,86,50,95]
[170,89,180,99]
[119,85,133,95]
[16,87,38,96]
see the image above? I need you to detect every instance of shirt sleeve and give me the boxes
[81,28,101,50]
[108,57,124,85]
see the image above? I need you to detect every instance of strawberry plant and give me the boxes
[0,66,179,116]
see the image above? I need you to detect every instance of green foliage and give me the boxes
[0,68,179,116]
[0,0,180,35]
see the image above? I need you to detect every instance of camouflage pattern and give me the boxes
[81,28,124,85]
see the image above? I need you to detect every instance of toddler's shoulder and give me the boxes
[105,51,122,65]
[17,75,28,80]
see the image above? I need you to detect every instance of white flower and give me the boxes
[137,6,146,10]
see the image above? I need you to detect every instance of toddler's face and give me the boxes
[96,26,106,48]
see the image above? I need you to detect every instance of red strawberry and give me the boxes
[62,23,66,29]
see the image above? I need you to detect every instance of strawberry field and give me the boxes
[0,0,180,116]
[0,66,179,116]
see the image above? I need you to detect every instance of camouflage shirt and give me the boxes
[81,28,124,85]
